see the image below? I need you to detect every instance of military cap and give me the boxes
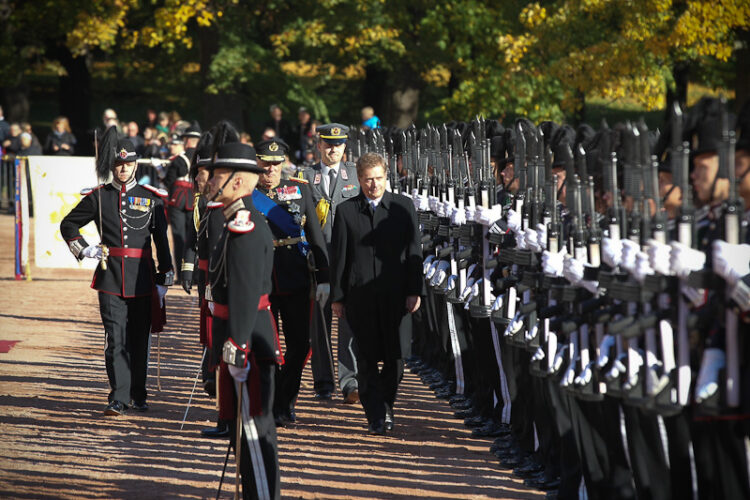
[168,133,184,145]
[487,120,504,139]
[687,97,725,157]
[539,121,560,151]
[318,123,349,144]
[551,125,577,168]
[114,138,140,164]
[575,124,596,148]
[256,138,289,162]
[501,127,516,166]
[211,143,263,173]
[181,121,202,139]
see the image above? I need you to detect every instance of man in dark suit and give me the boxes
[330,152,423,435]
[301,123,360,403]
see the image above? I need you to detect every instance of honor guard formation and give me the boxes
[59,96,750,500]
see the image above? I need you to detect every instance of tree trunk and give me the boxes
[57,49,92,155]
[666,62,689,119]
[363,65,388,125]
[571,89,586,126]
[735,29,750,114]
[386,70,421,129]
[199,27,245,131]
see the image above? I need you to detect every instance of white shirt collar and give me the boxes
[322,162,340,176]
[367,195,383,208]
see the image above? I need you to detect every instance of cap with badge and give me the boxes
[114,138,140,164]
[256,138,290,162]
[318,123,350,145]
[211,143,264,173]
[168,133,184,145]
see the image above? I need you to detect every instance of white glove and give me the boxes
[563,255,585,285]
[435,200,447,217]
[581,279,600,295]
[575,362,594,386]
[633,251,654,283]
[524,227,542,253]
[463,279,481,310]
[476,205,502,226]
[515,231,527,250]
[467,263,477,278]
[315,283,330,304]
[562,355,578,387]
[82,245,102,260]
[670,241,706,279]
[491,294,504,311]
[430,260,450,286]
[535,223,547,249]
[440,200,454,218]
[451,205,466,226]
[694,348,726,403]
[620,239,639,274]
[423,255,436,275]
[506,209,522,234]
[542,249,565,277]
[552,345,568,374]
[602,237,622,268]
[459,278,476,301]
[428,195,439,213]
[531,347,545,362]
[681,284,707,307]
[605,354,627,382]
[445,275,458,291]
[525,321,539,342]
[504,311,522,337]
[426,259,441,279]
[712,240,750,286]
[228,363,250,383]
[156,284,168,307]
[412,193,421,212]
[417,194,430,212]
[208,301,215,315]
[597,334,616,368]
[647,239,672,276]
[464,205,476,223]
[622,350,644,391]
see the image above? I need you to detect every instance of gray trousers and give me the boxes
[310,297,359,394]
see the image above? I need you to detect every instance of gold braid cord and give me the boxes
[315,198,330,228]
[193,193,201,232]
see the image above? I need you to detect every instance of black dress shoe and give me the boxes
[464,415,488,428]
[434,387,453,399]
[526,474,561,491]
[451,399,473,410]
[104,400,127,416]
[472,421,511,438]
[513,458,544,478]
[385,408,394,431]
[454,407,478,419]
[314,389,333,400]
[201,422,230,438]
[498,453,526,469]
[274,408,297,427]
[368,420,386,435]
[129,400,148,412]
[448,394,468,405]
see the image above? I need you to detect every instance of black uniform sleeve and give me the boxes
[227,230,267,349]
[60,192,97,259]
[330,204,349,303]
[301,183,329,284]
[164,156,187,189]
[403,197,425,297]
[150,196,173,273]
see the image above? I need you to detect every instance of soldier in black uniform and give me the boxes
[165,132,195,282]
[254,138,330,426]
[206,142,282,499]
[60,128,173,415]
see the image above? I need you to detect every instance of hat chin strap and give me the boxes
[209,171,237,202]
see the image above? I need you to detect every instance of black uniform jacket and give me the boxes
[60,178,172,298]
[256,178,329,295]
[165,148,194,210]
[330,191,424,360]
[209,194,282,364]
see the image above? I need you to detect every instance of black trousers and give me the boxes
[357,355,404,425]
[168,206,191,280]
[272,290,312,413]
[98,292,151,404]
[229,362,280,500]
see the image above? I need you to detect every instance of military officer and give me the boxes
[60,127,173,415]
[254,138,330,425]
[207,142,282,499]
[301,123,360,403]
[165,132,195,282]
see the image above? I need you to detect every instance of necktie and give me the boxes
[328,169,337,196]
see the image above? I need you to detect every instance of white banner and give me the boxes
[27,156,101,269]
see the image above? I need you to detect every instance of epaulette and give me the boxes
[80,184,104,196]
[143,184,168,198]
[207,201,224,209]
[228,209,255,233]
[290,176,309,184]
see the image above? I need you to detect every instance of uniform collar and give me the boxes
[223,195,252,220]
[111,178,137,192]
[322,162,341,175]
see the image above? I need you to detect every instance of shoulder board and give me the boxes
[344,161,356,168]
[228,209,255,234]
[207,201,224,209]
[80,184,105,196]
[289,177,308,184]
[143,184,168,198]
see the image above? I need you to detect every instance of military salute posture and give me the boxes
[206,142,282,500]
[61,127,173,415]
[301,123,360,402]
[254,138,330,426]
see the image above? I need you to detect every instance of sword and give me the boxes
[180,347,208,430]
[237,380,271,500]
[216,441,232,500]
